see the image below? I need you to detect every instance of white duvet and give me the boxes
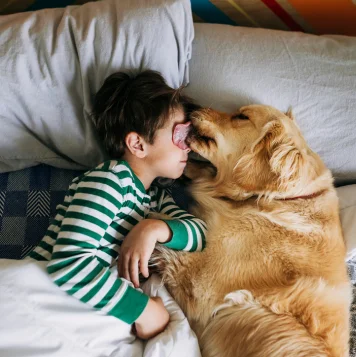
[0,259,201,357]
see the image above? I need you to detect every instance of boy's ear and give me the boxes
[125,132,148,158]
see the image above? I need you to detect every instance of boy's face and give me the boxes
[146,107,190,179]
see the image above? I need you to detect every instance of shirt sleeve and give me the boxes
[46,170,149,324]
[153,187,207,252]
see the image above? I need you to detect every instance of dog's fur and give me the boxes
[153,105,351,357]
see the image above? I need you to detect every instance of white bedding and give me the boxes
[0,259,201,357]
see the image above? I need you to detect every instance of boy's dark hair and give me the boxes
[92,70,199,158]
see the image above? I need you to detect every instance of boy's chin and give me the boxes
[164,168,185,180]
[167,173,183,180]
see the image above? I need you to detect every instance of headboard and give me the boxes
[1,0,355,36]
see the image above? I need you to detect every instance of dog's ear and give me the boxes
[233,119,322,194]
[266,122,304,183]
[257,120,322,190]
[232,122,281,192]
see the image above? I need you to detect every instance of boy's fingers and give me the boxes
[130,256,140,288]
[117,258,122,277]
[118,248,125,277]
[122,254,131,282]
[140,255,149,278]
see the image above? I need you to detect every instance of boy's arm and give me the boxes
[46,170,148,324]
[154,187,207,252]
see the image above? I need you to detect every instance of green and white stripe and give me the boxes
[29,160,207,324]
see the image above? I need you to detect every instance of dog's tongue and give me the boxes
[173,122,191,150]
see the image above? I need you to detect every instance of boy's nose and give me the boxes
[185,147,191,153]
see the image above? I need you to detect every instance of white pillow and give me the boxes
[336,185,356,261]
[0,0,193,172]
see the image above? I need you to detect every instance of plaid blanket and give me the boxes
[0,165,81,259]
[0,164,355,353]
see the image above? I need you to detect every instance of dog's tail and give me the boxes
[201,279,351,357]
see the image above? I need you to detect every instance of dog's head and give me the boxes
[188,105,329,198]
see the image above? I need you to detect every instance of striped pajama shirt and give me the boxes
[29,160,207,324]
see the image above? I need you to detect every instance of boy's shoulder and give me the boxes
[94,160,132,177]
[74,160,136,187]
[85,160,146,196]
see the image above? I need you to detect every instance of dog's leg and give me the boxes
[150,245,206,325]
[201,289,331,357]
[254,278,351,357]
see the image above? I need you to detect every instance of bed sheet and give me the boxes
[0,259,201,357]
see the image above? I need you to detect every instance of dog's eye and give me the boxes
[232,113,249,120]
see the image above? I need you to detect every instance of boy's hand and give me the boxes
[118,219,172,288]
[134,296,170,340]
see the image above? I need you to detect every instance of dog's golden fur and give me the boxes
[153,105,351,357]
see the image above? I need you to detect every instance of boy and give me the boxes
[29,70,207,340]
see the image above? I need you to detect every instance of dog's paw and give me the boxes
[148,246,168,274]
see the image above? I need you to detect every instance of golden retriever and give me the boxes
[153,104,351,357]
